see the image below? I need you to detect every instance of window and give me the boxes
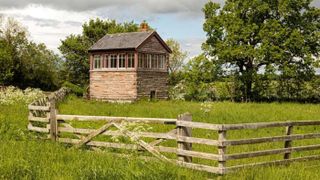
[144,54,148,68]
[104,55,109,68]
[152,54,158,68]
[128,53,135,68]
[110,54,117,68]
[119,54,126,68]
[147,54,152,68]
[157,55,162,68]
[138,53,144,68]
[159,55,165,69]
[94,55,101,69]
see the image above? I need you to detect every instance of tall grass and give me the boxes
[1,95,320,179]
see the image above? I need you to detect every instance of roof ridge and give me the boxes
[106,30,155,36]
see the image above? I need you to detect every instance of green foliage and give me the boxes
[170,54,218,101]
[0,39,13,83]
[62,81,84,96]
[0,17,61,90]
[59,18,139,86]
[203,0,320,101]
[166,39,188,86]
[165,39,185,87]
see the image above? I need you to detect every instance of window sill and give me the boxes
[90,68,136,72]
[90,68,168,72]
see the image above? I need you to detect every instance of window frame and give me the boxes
[118,54,126,69]
[127,53,135,69]
[93,55,101,69]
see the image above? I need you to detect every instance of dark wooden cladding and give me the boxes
[138,35,168,54]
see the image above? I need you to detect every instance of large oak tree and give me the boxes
[203,0,320,101]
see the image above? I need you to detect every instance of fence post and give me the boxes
[218,130,227,174]
[49,97,57,141]
[177,113,192,162]
[284,125,293,159]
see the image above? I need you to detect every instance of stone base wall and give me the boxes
[89,71,137,101]
[137,71,168,99]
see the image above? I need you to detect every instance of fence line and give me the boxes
[27,90,320,175]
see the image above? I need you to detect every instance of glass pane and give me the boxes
[144,54,148,68]
[119,54,125,68]
[94,55,101,69]
[147,54,152,68]
[128,53,134,68]
[152,54,157,68]
[105,55,109,68]
[111,55,117,68]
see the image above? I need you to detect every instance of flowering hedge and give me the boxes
[0,86,45,105]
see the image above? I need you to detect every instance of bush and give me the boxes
[62,82,85,96]
[0,86,45,105]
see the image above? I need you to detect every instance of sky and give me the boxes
[0,0,319,59]
[0,0,225,58]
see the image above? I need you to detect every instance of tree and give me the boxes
[203,0,320,101]
[166,39,188,86]
[0,17,61,90]
[59,18,139,86]
[183,54,217,101]
[0,39,13,84]
[166,39,188,74]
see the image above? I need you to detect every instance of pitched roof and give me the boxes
[89,31,171,53]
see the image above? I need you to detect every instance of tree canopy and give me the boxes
[203,0,320,101]
[0,17,61,90]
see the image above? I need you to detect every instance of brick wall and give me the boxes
[137,71,168,99]
[90,71,137,101]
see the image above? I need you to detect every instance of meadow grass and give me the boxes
[1,95,320,179]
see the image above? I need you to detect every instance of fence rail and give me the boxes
[27,90,320,174]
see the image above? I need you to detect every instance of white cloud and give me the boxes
[0,4,99,53]
[0,0,220,15]
[179,37,206,59]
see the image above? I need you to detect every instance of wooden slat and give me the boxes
[177,136,220,146]
[28,123,49,133]
[58,138,139,150]
[177,149,220,160]
[58,138,176,153]
[222,120,320,130]
[176,121,221,131]
[28,105,50,111]
[225,144,320,160]
[176,161,221,174]
[56,114,176,124]
[226,155,320,173]
[149,129,177,146]
[58,126,177,140]
[28,115,49,123]
[223,133,320,146]
[112,123,173,163]
[73,122,114,148]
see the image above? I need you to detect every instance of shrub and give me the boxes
[62,82,84,96]
[0,86,45,105]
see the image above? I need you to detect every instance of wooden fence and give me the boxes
[28,90,320,174]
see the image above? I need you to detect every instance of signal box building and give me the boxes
[88,25,172,102]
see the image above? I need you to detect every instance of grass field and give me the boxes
[1,95,320,179]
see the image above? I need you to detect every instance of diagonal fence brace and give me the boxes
[73,122,114,149]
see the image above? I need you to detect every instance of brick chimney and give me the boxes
[139,21,149,32]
